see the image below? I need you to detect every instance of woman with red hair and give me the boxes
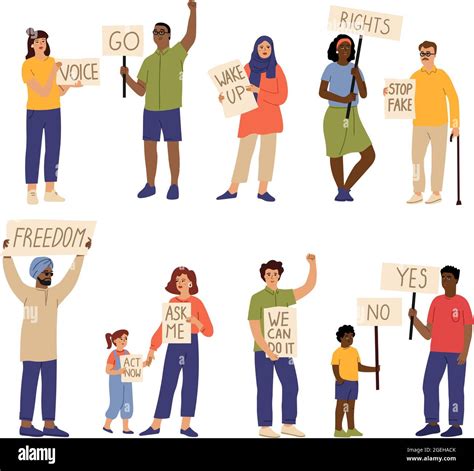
[140,267,213,438]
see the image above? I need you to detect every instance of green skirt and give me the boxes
[323,106,372,158]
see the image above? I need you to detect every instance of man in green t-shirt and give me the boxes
[121,1,197,200]
[248,254,317,438]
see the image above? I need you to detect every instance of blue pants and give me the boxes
[25,108,61,184]
[20,360,57,421]
[254,351,298,427]
[423,352,466,425]
[106,375,133,419]
[154,334,199,418]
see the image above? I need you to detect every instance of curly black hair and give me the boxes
[336,324,355,342]
[441,265,460,281]
[327,34,356,62]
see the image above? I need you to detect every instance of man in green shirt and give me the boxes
[121,1,197,200]
[248,254,317,438]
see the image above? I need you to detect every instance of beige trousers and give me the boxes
[232,134,277,183]
[412,124,448,193]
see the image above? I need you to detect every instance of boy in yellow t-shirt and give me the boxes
[331,325,379,438]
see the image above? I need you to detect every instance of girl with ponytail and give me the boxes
[103,329,135,434]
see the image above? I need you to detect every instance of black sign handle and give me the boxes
[409,292,417,340]
[122,56,127,98]
[346,35,363,120]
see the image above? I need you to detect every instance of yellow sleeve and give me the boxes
[22,60,34,83]
[331,349,340,365]
[441,70,460,128]
[355,348,361,363]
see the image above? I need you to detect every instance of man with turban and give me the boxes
[2,237,92,437]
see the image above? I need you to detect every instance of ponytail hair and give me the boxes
[105,329,129,349]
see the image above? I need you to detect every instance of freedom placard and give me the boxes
[385,79,415,119]
[120,354,143,383]
[357,298,402,326]
[328,6,403,41]
[3,220,96,256]
[57,59,100,86]
[381,263,439,294]
[162,303,191,344]
[209,60,258,118]
[102,26,144,56]
[264,307,297,357]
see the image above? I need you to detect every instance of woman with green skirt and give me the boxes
[319,34,375,202]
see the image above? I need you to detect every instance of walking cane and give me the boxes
[450,134,461,206]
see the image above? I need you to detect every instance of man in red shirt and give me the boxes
[409,266,473,437]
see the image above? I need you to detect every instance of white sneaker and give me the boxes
[425,193,442,204]
[281,425,305,437]
[259,427,280,438]
[27,190,39,205]
[44,191,65,202]
[406,193,423,204]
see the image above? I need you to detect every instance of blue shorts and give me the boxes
[335,380,358,400]
[143,108,182,142]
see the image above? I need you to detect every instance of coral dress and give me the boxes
[238,64,288,138]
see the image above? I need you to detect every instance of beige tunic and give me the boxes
[3,256,84,362]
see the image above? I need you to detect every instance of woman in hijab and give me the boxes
[217,36,288,202]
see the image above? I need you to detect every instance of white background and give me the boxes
[0,0,472,438]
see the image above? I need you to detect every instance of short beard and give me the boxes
[37,277,52,286]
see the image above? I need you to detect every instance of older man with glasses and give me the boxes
[120,1,197,200]
[406,41,459,205]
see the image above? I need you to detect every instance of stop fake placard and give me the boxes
[385,79,416,119]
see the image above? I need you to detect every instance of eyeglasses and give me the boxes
[42,271,54,277]
[153,29,169,36]
[420,52,435,57]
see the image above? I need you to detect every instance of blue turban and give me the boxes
[29,257,54,279]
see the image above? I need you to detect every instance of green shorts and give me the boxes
[323,106,372,158]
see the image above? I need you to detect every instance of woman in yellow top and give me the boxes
[22,28,82,205]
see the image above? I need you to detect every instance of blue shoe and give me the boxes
[180,427,199,438]
[416,424,440,436]
[335,187,353,202]
[139,426,160,436]
[43,426,69,437]
[137,183,156,199]
[216,191,237,200]
[167,184,179,200]
[335,188,346,202]
[441,426,462,437]
[19,426,44,437]
[257,192,275,202]
[103,427,113,434]
[123,430,134,435]
[343,189,354,202]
